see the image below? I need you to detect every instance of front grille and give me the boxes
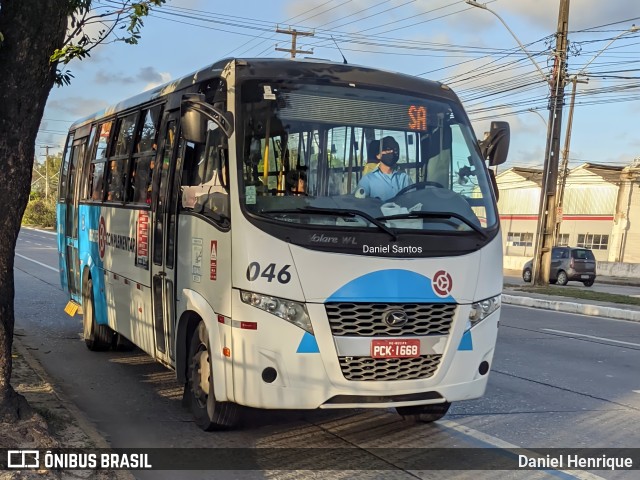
[338,355,442,381]
[326,303,456,337]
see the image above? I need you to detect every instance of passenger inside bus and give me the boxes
[181,127,230,220]
[362,140,381,176]
[285,170,307,196]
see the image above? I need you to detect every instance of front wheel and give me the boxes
[187,321,241,431]
[522,268,532,283]
[396,402,451,423]
[83,277,113,351]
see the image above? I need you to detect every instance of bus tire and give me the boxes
[396,402,451,423]
[187,321,240,431]
[83,277,113,351]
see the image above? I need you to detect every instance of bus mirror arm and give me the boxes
[181,94,234,141]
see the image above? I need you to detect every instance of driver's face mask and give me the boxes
[380,152,398,167]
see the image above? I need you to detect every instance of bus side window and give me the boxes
[59,133,74,201]
[80,126,98,200]
[106,113,137,202]
[128,105,162,204]
[88,121,112,202]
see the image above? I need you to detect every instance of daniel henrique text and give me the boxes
[519,454,633,470]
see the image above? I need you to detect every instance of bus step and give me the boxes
[63,300,81,317]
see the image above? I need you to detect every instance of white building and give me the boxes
[496,162,640,273]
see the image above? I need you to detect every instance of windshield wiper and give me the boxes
[260,206,397,240]
[376,211,487,239]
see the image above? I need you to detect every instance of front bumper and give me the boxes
[224,291,500,409]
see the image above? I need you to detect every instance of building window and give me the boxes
[557,233,570,246]
[577,234,609,250]
[507,232,533,247]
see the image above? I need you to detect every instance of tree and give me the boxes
[0,0,165,421]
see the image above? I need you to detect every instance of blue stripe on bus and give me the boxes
[458,330,473,351]
[296,332,320,353]
[326,269,454,303]
[78,205,108,326]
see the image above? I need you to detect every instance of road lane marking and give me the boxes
[441,420,606,480]
[543,328,640,347]
[15,253,58,272]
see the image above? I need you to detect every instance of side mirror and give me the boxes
[181,93,234,143]
[181,108,207,144]
[480,121,510,166]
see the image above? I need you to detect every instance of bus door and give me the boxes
[151,114,179,362]
[64,136,89,302]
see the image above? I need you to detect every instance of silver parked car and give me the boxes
[522,246,597,287]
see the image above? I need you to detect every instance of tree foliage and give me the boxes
[49,1,165,85]
[0,0,165,421]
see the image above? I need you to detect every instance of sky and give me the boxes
[37,0,640,171]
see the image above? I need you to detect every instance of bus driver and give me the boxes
[355,135,411,202]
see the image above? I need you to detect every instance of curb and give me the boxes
[14,338,136,480]
[502,294,640,322]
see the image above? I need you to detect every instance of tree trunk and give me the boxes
[0,0,68,421]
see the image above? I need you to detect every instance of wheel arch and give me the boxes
[175,289,229,402]
[81,260,108,326]
[175,310,202,384]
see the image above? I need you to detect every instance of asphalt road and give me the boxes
[12,227,640,479]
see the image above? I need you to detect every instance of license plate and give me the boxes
[371,339,420,359]
[581,274,590,279]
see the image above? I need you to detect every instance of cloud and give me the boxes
[45,97,110,118]
[499,0,640,32]
[94,66,169,86]
[449,0,640,36]
[143,72,173,91]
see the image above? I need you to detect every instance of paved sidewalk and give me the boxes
[2,339,133,480]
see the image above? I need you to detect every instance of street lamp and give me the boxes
[467,0,571,287]
[465,0,549,84]
[528,108,547,127]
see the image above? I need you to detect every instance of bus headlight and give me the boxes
[240,291,313,334]
[467,295,501,330]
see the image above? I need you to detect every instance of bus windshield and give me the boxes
[238,80,497,234]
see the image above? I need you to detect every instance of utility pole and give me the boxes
[45,145,50,200]
[532,0,571,286]
[555,75,587,241]
[275,26,314,58]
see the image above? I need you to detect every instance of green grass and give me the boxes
[506,284,640,306]
[34,406,67,433]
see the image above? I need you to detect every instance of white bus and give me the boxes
[57,58,509,430]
